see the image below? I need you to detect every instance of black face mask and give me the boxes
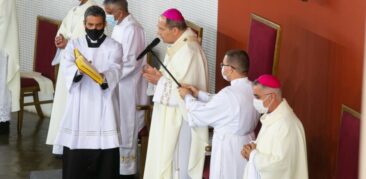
[85,28,104,41]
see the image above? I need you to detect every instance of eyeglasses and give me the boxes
[220,63,236,69]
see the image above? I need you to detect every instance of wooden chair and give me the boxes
[247,13,281,81]
[136,20,204,178]
[18,16,61,133]
[247,14,281,137]
[335,105,361,179]
[186,20,203,45]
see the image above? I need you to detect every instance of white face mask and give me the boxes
[221,67,229,81]
[253,95,271,114]
[106,14,118,27]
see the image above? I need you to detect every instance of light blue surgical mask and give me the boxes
[106,14,117,27]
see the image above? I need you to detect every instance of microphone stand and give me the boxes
[150,51,181,87]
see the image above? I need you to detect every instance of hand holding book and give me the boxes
[74,48,104,85]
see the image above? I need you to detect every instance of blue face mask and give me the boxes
[106,14,117,27]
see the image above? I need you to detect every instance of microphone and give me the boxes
[137,38,160,60]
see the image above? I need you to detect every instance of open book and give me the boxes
[74,48,103,85]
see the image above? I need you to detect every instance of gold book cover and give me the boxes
[74,48,103,85]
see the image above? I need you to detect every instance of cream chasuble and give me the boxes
[144,28,209,179]
[243,99,308,179]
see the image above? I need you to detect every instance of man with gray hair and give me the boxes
[242,74,308,179]
[103,0,148,178]
[178,49,259,179]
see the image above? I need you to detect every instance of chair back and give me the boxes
[336,105,361,179]
[247,14,281,81]
[186,20,203,45]
[33,16,61,83]
[248,14,281,136]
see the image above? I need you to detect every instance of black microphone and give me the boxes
[137,38,160,60]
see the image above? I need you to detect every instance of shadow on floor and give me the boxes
[0,112,62,179]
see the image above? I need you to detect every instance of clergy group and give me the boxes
[11,0,310,178]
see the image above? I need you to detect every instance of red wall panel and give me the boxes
[217,0,365,178]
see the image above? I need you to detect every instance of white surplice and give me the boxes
[0,0,20,112]
[111,14,148,175]
[183,78,259,179]
[144,28,209,179]
[46,0,96,153]
[243,99,308,179]
[54,36,123,150]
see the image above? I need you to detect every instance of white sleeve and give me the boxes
[152,76,179,107]
[100,43,123,92]
[244,150,261,179]
[146,82,156,96]
[254,127,292,173]
[61,40,80,93]
[119,26,145,80]
[56,8,73,38]
[183,90,232,128]
[197,91,214,102]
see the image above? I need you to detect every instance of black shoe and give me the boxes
[119,175,135,179]
[53,154,63,159]
[0,121,10,135]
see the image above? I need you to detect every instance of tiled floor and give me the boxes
[0,112,62,179]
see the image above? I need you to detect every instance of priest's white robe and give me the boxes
[46,0,96,153]
[54,36,123,150]
[144,28,209,179]
[243,99,308,179]
[183,78,259,179]
[111,14,148,175]
[0,0,20,112]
